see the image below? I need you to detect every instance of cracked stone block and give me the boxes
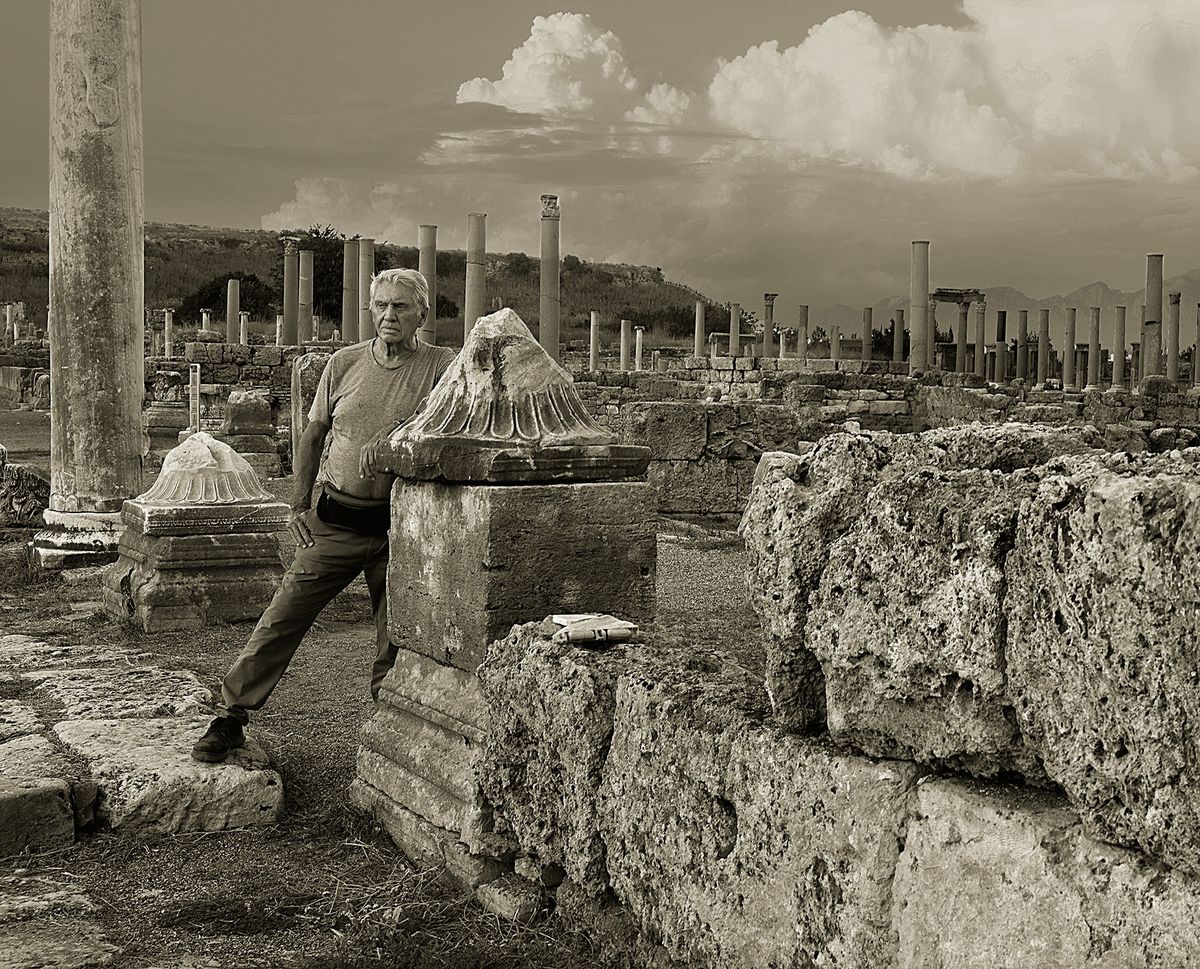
[20,665,211,720]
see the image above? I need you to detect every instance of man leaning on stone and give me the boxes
[191,268,455,763]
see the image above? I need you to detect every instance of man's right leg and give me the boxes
[218,512,374,724]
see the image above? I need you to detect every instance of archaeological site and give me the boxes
[4,1,1200,967]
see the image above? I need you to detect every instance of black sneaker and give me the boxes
[191,716,245,763]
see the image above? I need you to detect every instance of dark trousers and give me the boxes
[218,510,393,725]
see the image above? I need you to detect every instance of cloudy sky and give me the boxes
[4,0,1200,319]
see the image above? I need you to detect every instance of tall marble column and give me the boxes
[281,236,299,344]
[589,310,600,371]
[1144,255,1163,377]
[225,278,239,339]
[1195,304,1200,390]
[298,249,314,339]
[1064,308,1077,390]
[239,311,250,346]
[974,302,987,378]
[275,314,284,347]
[728,303,741,357]
[829,324,841,363]
[693,301,705,358]
[619,319,631,371]
[539,196,561,362]
[358,237,375,341]
[763,294,777,358]
[634,326,644,371]
[892,308,904,363]
[163,309,174,359]
[955,303,968,373]
[1016,309,1029,379]
[1167,292,1181,384]
[1113,306,1126,389]
[908,241,930,373]
[797,305,809,366]
[1085,306,1103,391]
[861,306,872,362]
[994,310,1008,383]
[1035,308,1050,388]
[45,0,143,541]
[341,239,359,342]
[418,225,438,346]
[464,213,487,342]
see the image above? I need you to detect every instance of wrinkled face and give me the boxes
[371,281,425,346]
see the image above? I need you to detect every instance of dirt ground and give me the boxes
[0,519,760,968]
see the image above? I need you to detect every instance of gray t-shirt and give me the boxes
[308,339,455,500]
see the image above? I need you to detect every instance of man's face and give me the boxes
[371,282,425,346]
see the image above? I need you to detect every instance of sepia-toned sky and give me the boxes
[3,0,1200,318]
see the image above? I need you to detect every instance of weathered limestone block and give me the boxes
[1007,453,1200,875]
[478,622,635,895]
[389,481,656,671]
[290,351,330,464]
[220,388,273,434]
[647,457,746,515]
[618,402,707,460]
[0,919,121,969]
[599,648,923,969]
[0,735,76,856]
[893,778,1200,968]
[54,716,283,832]
[19,665,210,720]
[0,701,41,742]
[809,467,1044,780]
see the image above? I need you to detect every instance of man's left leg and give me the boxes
[364,539,395,700]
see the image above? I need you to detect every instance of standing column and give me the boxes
[797,305,809,367]
[1035,309,1050,388]
[464,213,487,341]
[589,311,600,371]
[298,249,314,339]
[539,195,561,362]
[3,304,12,345]
[1085,307,1103,391]
[46,0,144,524]
[1145,254,1163,375]
[728,303,741,357]
[1167,292,1181,384]
[928,300,940,370]
[1113,306,1127,389]
[239,311,250,346]
[778,328,787,360]
[955,303,968,373]
[1064,307,1078,390]
[201,308,212,332]
[1194,304,1200,389]
[1016,309,1029,380]
[225,278,239,339]
[908,241,930,373]
[974,302,987,378]
[763,294,777,359]
[188,364,201,432]
[341,239,360,342]
[994,310,1008,383]
[829,324,841,363]
[358,237,375,340]
[861,307,873,363]
[281,236,299,344]
[892,308,905,364]
[634,326,644,371]
[163,309,174,359]
[418,225,437,346]
[619,319,631,371]
[693,301,705,358]
[275,314,284,347]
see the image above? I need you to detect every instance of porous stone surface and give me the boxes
[475,873,545,923]
[893,778,1200,968]
[808,466,1044,780]
[0,919,121,969]
[389,480,656,671]
[599,651,923,969]
[478,622,635,894]
[0,701,42,741]
[0,874,98,919]
[220,388,273,434]
[0,736,76,857]
[290,351,332,462]
[1007,452,1200,875]
[53,716,283,833]
[20,665,211,720]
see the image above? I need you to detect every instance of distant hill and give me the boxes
[0,207,719,343]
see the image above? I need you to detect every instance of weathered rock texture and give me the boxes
[1007,452,1200,875]
[893,779,1200,968]
[0,445,50,528]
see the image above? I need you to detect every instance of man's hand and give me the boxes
[359,422,400,479]
[289,507,315,548]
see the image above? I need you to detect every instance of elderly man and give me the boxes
[192,268,455,762]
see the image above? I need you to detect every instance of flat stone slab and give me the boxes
[0,874,98,919]
[893,778,1200,968]
[0,701,42,741]
[0,735,88,857]
[21,665,211,719]
[0,635,146,672]
[54,716,283,833]
[0,919,120,969]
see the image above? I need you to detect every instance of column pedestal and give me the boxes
[30,510,122,571]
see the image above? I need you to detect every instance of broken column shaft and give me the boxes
[464,213,487,343]
[539,195,561,363]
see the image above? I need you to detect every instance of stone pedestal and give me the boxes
[356,307,655,889]
[102,434,288,631]
[30,510,122,570]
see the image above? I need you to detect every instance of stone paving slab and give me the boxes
[0,918,121,969]
[0,634,148,672]
[0,701,42,741]
[0,735,77,857]
[20,665,211,719]
[54,716,284,834]
[0,874,98,919]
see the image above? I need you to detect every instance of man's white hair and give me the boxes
[370,268,429,315]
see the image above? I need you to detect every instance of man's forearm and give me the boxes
[290,434,325,511]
